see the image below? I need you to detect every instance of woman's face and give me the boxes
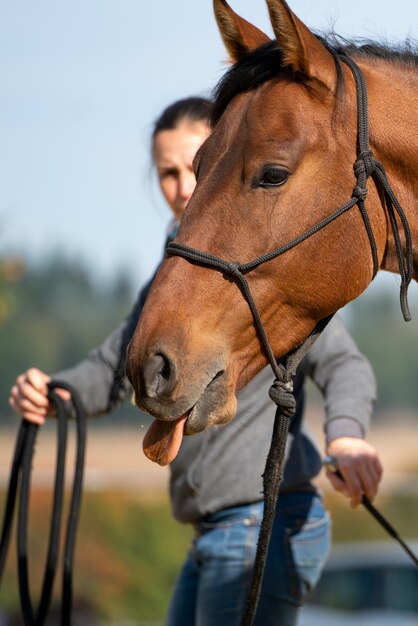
[153,120,210,221]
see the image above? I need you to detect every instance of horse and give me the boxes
[126,0,418,464]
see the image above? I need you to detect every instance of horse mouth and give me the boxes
[141,370,234,465]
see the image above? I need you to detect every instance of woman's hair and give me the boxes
[152,97,213,142]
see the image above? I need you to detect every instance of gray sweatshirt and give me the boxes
[55,280,376,523]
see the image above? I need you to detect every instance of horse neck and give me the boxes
[363,57,418,276]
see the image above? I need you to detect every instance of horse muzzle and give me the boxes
[127,347,237,464]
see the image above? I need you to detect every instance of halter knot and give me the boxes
[268,378,296,418]
[352,184,368,202]
[224,261,242,278]
[354,150,375,179]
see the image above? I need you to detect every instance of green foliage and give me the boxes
[342,278,418,411]
[325,491,418,543]
[0,490,192,624]
[76,492,192,621]
[0,253,137,422]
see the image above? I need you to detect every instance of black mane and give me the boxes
[211,35,418,125]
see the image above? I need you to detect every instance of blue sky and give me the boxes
[1,0,417,291]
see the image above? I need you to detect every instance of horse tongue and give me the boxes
[142,415,188,466]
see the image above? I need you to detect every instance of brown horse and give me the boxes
[127,0,418,464]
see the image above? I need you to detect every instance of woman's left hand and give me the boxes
[325,437,383,508]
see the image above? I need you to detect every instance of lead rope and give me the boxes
[0,380,86,626]
[239,315,334,626]
[166,53,414,625]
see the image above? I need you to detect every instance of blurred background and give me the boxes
[1,1,417,624]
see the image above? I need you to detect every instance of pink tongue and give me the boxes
[142,415,188,466]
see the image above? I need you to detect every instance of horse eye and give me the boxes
[259,167,288,188]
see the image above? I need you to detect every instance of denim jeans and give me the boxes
[165,492,331,626]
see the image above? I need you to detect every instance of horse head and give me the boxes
[127,0,417,463]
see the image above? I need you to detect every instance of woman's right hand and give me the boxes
[9,368,70,425]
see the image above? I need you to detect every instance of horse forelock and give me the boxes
[212,41,286,125]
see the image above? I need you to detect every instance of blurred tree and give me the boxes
[0,253,138,422]
[0,256,26,323]
[342,276,418,414]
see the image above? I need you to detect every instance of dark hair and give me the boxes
[212,36,418,125]
[152,97,213,142]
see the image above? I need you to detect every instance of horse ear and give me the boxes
[214,0,271,63]
[266,0,335,89]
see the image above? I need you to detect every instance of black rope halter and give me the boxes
[0,381,87,626]
[166,54,414,625]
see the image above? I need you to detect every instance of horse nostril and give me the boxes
[158,353,171,380]
[143,352,175,398]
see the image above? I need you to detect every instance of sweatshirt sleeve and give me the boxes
[305,314,377,443]
[52,277,153,417]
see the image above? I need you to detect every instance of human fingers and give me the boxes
[354,455,383,502]
[325,453,363,508]
[13,372,50,408]
[26,370,74,411]
[335,460,364,508]
[51,388,72,402]
[339,447,383,505]
[9,391,47,425]
[9,369,52,422]
[326,438,384,507]
[26,369,72,403]
[325,468,350,498]
[25,367,51,392]
[14,369,50,405]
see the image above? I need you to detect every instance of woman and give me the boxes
[9,97,382,626]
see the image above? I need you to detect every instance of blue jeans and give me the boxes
[165,492,331,626]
